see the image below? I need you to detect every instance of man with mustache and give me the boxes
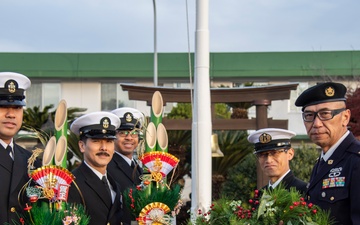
[68,111,123,225]
[295,82,360,225]
[248,128,307,194]
[108,107,144,225]
[0,72,41,224]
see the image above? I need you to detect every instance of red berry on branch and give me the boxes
[293,201,300,206]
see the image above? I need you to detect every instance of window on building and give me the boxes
[26,83,60,110]
[43,83,61,108]
[26,83,41,109]
[289,82,309,112]
[101,83,135,111]
[101,83,117,110]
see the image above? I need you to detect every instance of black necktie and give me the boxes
[6,145,13,155]
[102,176,111,200]
[1,145,13,171]
[316,158,326,174]
[6,145,13,162]
[131,160,136,169]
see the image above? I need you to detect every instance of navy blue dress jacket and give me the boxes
[306,132,360,225]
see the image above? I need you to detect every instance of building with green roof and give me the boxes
[1,50,359,136]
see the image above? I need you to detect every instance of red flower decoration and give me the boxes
[24,204,32,211]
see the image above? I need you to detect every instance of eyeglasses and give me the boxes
[255,149,288,160]
[117,130,139,138]
[302,108,346,122]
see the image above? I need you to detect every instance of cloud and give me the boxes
[0,0,359,53]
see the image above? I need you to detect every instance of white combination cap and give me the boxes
[111,107,144,130]
[0,72,31,106]
[70,111,121,139]
[248,128,296,153]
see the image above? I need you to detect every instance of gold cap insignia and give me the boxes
[125,113,133,122]
[102,118,109,129]
[7,80,16,93]
[325,86,335,97]
[259,133,272,144]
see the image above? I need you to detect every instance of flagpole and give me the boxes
[191,0,212,220]
[153,0,158,86]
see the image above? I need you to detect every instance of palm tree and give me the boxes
[211,130,253,199]
[20,104,87,169]
[166,104,193,184]
[212,130,253,175]
[223,82,254,119]
[166,103,253,200]
[22,104,55,135]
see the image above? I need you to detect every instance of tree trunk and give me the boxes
[212,174,225,200]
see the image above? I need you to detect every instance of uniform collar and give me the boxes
[0,139,14,149]
[115,151,134,166]
[269,169,291,188]
[321,130,350,161]
[83,161,107,179]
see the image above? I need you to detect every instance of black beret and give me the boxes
[295,82,346,111]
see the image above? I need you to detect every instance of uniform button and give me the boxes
[10,207,16,212]
[330,196,334,201]
[321,192,326,197]
[307,196,310,201]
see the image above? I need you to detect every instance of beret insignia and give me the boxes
[325,86,335,97]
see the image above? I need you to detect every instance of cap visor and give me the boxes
[0,100,26,106]
[85,134,116,139]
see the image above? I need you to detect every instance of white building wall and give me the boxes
[288,112,307,135]
[61,82,101,113]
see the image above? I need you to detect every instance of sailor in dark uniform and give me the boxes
[107,107,144,225]
[295,82,360,225]
[0,72,41,224]
[248,128,308,194]
[68,111,123,225]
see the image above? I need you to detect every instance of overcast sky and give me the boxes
[1,0,359,53]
